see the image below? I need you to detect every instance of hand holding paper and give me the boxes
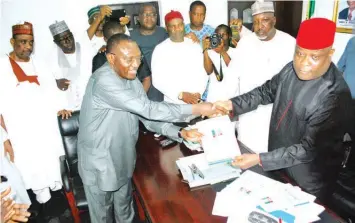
[232,154,260,169]
[181,129,203,143]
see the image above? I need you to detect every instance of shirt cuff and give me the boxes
[166,125,184,143]
[180,104,193,115]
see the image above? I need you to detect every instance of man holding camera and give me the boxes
[152,10,208,105]
[233,0,296,153]
[86,5,130,54]
[203,24,240,102]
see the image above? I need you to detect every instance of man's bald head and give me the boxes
[106,34,142,80]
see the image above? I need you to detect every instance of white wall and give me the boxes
[305,0,355,63]
[1,0,352,64]
[0,0,227,62]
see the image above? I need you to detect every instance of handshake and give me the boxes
[182,100,233,142]
[192,100,233,118]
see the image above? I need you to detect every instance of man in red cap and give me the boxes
[213,18,354,202]
[152,10,208,105]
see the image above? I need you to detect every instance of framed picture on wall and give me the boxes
[333,0,355,33]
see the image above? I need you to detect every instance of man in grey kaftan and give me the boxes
[78,34,216,223]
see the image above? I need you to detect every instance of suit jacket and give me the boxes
[231,62,354,201]
[339,8,349,20]
[78,63,193,191]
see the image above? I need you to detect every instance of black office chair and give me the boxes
[57,111,87,223]
[330,138,355,223]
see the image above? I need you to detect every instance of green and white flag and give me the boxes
[307,0,316,19]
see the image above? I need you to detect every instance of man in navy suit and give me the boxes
[339,1,355,20]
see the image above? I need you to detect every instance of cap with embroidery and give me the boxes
[88,6,100,19]
[251,0,274,16]
[49,20,69,37]
[165,10,183,25]
[297,18,336,50]
[12,22,33,35]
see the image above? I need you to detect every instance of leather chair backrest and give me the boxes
[57,111,80,176]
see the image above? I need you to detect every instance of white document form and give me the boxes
[195,116,241,164]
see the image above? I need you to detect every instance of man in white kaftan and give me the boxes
[0,22,71,203]
[152,10,208,105]
[234,1,296,153]
[48,20,94,111]
[0,119,31,205]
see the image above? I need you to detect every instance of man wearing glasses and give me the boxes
[48,20,95,111]
[130,3,168,100]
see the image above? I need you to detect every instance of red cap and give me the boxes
[165,10,183,25]
[296,18,336,50]
[12,22,33,35]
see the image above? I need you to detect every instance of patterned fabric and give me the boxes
[87,6,100,19]
[49,20,69,37]
[201,78,210,102]
[184,24,215,42]
[251,0,274,16]
[185,24,214,101]
[12,22,33,35]
[8,56,39,85]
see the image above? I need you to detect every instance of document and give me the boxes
[176,154,241,188]
[212,170,325,223]
[194,116,241,164]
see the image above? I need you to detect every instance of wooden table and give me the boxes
[133,133,345,223]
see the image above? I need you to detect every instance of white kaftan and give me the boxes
[234,30,296,153]
[0,56,66,203]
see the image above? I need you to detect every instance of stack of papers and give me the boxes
[176,153,241,188]
[183,116,241,164]
[213,170,325,223]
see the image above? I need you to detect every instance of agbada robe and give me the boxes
[231,62,353,200]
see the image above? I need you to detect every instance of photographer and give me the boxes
[202,25,240,102]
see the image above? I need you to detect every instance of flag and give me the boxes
[307,0,316,19]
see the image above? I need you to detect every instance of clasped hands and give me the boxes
[183,100,233,142]
[198,100,233,118]
[1,188,30,223]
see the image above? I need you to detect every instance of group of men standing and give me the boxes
[1,0,355,223]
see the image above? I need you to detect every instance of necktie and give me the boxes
[8,56,40,85]
[348,13,352,21]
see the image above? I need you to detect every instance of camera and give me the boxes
[208,33,222,49]
[106,9,126,22]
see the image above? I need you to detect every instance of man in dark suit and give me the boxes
[338,0,355,20]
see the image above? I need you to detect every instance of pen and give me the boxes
[191,164,205,179]
[188,165,195,180]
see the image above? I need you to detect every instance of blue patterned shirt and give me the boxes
[184,24,215,101]
[185,24,215,42]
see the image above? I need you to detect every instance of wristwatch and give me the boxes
[178,128,183,138]
[178,92,184,100]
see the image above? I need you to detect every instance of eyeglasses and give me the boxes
[141,13,157,18]
[109,53,143,65]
